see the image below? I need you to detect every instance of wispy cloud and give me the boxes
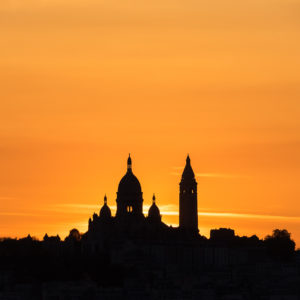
[160,211,300,222]
[195,173,243,179]
[0,212,45,217]
[171,166,242,179]
[170,172,181,176]
[201,212,300,221]
[54,203,179,215]
[55,203,99,210]
[170,171,242,179]
[52,203,300,223]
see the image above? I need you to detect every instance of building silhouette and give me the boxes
[86,154,199,249]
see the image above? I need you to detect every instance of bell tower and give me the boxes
[179,155,198,232]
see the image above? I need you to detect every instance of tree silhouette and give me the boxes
[264,229,295,261]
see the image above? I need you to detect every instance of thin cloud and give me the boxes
[55,203,99,210]
[159,210,300,222]
[170,171,243,179]
[43,203,300,224]
[142,204,178,214]
[0,212,46,217]
[200,212,300,222]
[170,172,181,176]
[55,203,179,215]
[196,173,243,179]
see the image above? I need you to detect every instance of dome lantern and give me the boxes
[127,154,132,172]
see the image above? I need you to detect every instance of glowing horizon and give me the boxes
[2,199,300,244]
[1,0,300,245]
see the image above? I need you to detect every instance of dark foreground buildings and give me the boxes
[0,156,299,299]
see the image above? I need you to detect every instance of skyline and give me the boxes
[1,0,300,245]
[1,154,300,245]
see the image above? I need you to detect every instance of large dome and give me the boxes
[118,170,142,195]
[116,155,144,218]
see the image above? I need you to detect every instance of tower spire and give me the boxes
[186,154,190,164]
[181,154,195,181]
[104,194,107,205]
[152,193,156,203]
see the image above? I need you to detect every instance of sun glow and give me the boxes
[1,0,300,244]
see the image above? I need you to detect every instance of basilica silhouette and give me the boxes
[0,155,297,299]
[83,154,199,250]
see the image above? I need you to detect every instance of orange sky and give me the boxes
[1,0,300,245]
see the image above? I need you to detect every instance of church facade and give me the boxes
[84,155,199,250]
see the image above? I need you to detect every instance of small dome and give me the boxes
[148,203,160,218]
[100,195,111,218]
[100,204,111,218]
[100,203,111,218]
[148,194,161,221]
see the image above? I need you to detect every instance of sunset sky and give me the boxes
[1,0,300,244]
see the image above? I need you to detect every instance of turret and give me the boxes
[148,194,161,223]
[100,194,112,219]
